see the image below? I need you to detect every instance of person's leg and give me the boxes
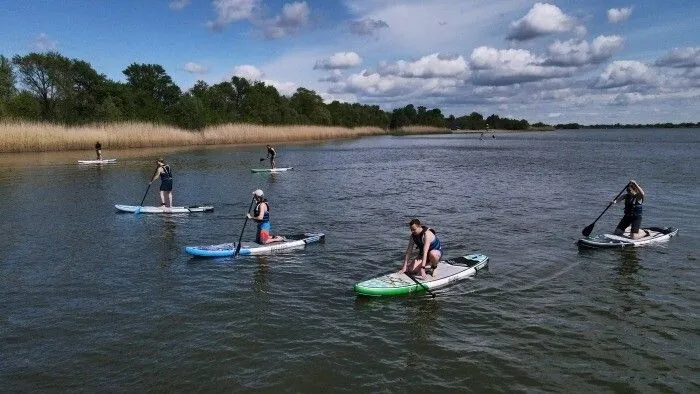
[159,191,166,206]
[614,216,631,235]
[427,250,442,271]
[167,191,173,207]
[629,216,643,239]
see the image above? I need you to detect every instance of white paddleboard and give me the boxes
[578,226,678,248]
[250,167,293,173]
[115,204,214,214]
[78,159,117,164]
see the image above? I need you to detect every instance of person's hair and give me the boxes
[157,157,165,163]
[408,218,421,227]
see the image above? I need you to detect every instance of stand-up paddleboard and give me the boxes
[354,254,489,297]
[115,204,214,214]
[251,167,293,173]
[78,159,117,164]
[185,232,324,257]
[578,226,678,248]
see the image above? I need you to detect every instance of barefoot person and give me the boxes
[149,158,173,208]
[612,180,646,239]
[247,189,286,244]
[95,141,102,160]
[265,145,276,169]
[400,219,443,279]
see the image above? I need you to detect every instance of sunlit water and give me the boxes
[1,129,698,391]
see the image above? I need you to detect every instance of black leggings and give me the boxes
[616,215,642,233]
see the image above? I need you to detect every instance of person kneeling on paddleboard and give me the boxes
[247,189,286,244]
[612,180,646,239]
[400,219,443,279]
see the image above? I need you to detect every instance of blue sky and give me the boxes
[1,0,698,124]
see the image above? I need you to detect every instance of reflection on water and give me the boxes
[253,256,270,295]
[617,248,640,275]
[158,217,177,268]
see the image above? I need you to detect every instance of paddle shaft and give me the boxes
[234,198,256,257]
[582,184,628,236]
[135,167,160,214]
[407,273,436,298]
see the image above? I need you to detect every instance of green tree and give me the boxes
[12,52,73,121]
[122,63,181,123]
[0,55,16,118]
[171,94,206,130]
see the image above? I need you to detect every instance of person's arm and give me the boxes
[247,203,265,220]
[149,167,162,183]
[631,180,645,199]
[420,231,434,268]
[400,237,414,273]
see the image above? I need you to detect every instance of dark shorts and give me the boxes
[616,215,642,233]
[160,179,173,191]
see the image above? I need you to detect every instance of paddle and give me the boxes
[259,158,266,161]
[406,272,436,298]
[581,184,628,237]
[135,167,159,214]
[233,197,256,258]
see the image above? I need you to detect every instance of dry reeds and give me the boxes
[0,121,390,153]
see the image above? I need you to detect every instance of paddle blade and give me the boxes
[134,206,141,215]
[582,223,594,237]
[233,243,242,258]
[260,158,265,161]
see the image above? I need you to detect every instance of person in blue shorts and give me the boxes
[247,189,286,244]
[400,218,443,278]
[613,180,646,239]
[150,157,173,207]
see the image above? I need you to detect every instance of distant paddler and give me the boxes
[612,180,646,239]
[95,141,102,160]
[265,145,276,169]
[149,157,173,208]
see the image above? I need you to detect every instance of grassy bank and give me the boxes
[0,122,391,153]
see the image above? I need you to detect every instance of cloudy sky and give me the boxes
[1,0,698,124]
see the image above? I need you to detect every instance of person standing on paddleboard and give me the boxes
[400,219,443,279]
[612,180,646,239]
[266,145,276,169]
[149,158,173,208]
[247,189,286,244]
[95,141,102,160]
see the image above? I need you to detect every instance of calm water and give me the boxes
[1,129,698,392]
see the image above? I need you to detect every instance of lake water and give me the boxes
[1,129,698,391]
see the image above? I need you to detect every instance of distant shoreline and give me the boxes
[1,121,696,154]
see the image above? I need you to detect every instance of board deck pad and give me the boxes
[354,254,489,297]
[185,233,325,257]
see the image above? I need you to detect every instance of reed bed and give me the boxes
[0,121,389,153]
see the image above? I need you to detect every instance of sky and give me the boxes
[1,0,699,124]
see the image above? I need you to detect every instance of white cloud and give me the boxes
[261,1,311,39]
[506,3,575,41]
[594,61,655,89]
[232,64,264,81]
[33,33,58,50]
[265,80,297,96]
[655,47,700,68]
[349,18,389,37]
[332,69,462,98]
[314,52,362,70]
[207,0,259,31]
[546,35,624,66]
[607,7,633,23]
[469,46,573,86]
[169,0,190,11]
[184,62,209,74]
[379,53,469,78]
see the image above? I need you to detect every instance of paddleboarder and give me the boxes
[400,219,443,279]
[612,180,646,239]
[95,141,102,160]
[247,189,286,244]
[149,158,173,208]
[265,145,276,169]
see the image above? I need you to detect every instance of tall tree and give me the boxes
[0,55,16,118]
[12,52,72,120]
[122,63,181,122]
